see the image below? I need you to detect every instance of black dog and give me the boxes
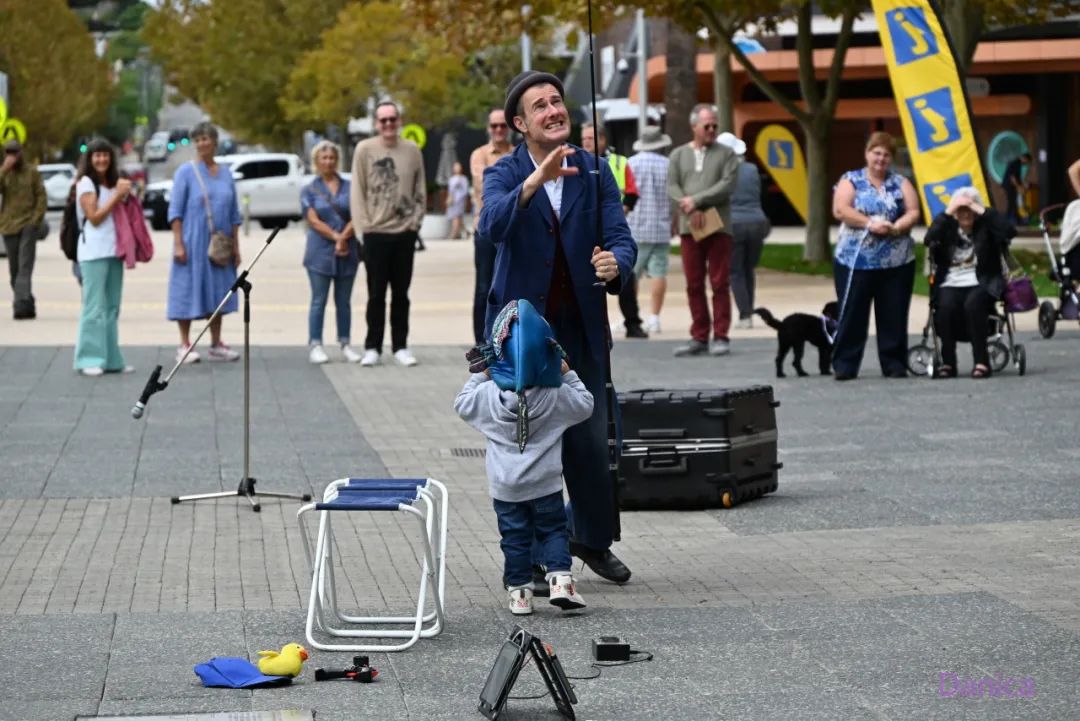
[755,302,840,378]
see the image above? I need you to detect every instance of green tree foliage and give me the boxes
[0,0,112,158]
[143,0,350,147]
[281,1,469,129]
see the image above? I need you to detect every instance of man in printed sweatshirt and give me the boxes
[454,299,594,615]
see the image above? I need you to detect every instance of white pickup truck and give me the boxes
[144,152,313,230]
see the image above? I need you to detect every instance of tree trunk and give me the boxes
[802,121,832,263]
[664,20,698,147]
[712,41,733,133]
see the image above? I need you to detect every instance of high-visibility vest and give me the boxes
[607,153,628,201]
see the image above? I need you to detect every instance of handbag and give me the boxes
[1001,250,1037,313]
[312,180,361,259]
[190,161,235,267]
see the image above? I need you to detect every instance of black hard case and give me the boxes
[617,386,779,444]
[616,386,781,510]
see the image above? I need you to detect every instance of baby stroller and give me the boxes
[1036,202,1080,338]
[907,256,1028,377]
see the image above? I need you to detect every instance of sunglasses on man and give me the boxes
[702,124,719,131]
[377,116,399,125]
[4,149,19,155]
[489,122,508,130]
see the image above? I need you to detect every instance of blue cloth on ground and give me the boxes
[194,656,292,688]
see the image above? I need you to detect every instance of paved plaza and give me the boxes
[1,227,1079,720]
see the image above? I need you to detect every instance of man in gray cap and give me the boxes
[477,71,637,585]
[0,139,46,320]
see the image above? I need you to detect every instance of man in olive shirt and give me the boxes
[667,104,739,357]
[351,101,427,367]
[468,108,513,344]
[0,139,46,320]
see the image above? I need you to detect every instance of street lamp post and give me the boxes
[521,5,532,72]
[636,9,647,138]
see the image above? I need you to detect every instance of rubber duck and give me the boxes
[256,643,309,677]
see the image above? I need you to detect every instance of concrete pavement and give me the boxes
[1,219,1079,720]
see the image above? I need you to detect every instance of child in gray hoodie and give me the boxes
[454,299,594,615]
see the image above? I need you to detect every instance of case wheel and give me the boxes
[721,491,735,509]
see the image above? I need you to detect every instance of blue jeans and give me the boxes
[493,491,572,588]
[308,270,356,345]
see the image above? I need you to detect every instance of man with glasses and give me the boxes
[0,139,46,320]
[478,71,637,586]
[668,104,740,357]
[468,108,514,345]
[350,100,427,367]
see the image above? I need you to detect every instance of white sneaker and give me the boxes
[508,586,534,615]
[341,344,362,363]
[393,348,418,367]
[548,573,586,611]
[176,344,200,364]
[360,349,380,367]
[735,318,753,330]
[78,367,104,377]
[610,319,625,334]
[208,342,241,362]
[709,339,731,356]
[645,315,661,333]
[308,344,330,364]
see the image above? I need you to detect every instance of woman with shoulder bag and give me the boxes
[73,138,132,376]
[301,140,362,363]
[166,121,242,364]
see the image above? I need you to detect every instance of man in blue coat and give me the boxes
[478,71,637,584]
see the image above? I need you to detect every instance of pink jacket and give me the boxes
[113,195,154,269]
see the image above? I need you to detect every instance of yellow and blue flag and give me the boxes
[872,0,989,220]
[754,124,808,223]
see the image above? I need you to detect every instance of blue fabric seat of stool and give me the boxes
[345,478,426,491]
[317,492,417,512]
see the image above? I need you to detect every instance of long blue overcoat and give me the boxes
[477,143,637,361]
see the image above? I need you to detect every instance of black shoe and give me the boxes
[884,368,907,378]
[834,372,856,381]
[570,541,631,584]
[531,564,550,597]
[625,324,648,339]
[12,300,35,320]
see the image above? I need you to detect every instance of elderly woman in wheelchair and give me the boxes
[923,187,1015,379]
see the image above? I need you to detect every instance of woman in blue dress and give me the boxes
[301,140,361,364]
[166,121,242,364]
[830,131,921,380]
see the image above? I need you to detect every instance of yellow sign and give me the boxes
[872,0,989,220]
[0,97,28,145]
[401,123,426,149]
[754,124,808,223]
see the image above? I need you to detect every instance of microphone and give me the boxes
[132,365,163,420]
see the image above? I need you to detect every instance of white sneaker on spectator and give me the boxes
[645,315,661,333]
[735,318,753,330]
[341,344,362,363]
[208,342,241,362]
[508,586,533,615]
[176,344,201,364]
[548,573,586,610]
[610,319,625,334]
[709,339,731,356]
[393,348,418,367]
[309,344,330,364]
[78,367,104,377]
[360,349,380,367]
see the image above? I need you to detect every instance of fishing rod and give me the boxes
[585,0,622,542]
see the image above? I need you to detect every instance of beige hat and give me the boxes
[632,126,672,153]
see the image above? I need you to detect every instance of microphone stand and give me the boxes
[586,0,622,542]
[131,227,312,512]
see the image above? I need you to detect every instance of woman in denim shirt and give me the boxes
[302,140,361,364]
[831,132,921,380]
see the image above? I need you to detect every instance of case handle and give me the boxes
[639,455,688,476]
[770,400,781,409]
[639,428,686,439]
[702,408,733,418]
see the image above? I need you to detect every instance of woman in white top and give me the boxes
[74,139,133,376]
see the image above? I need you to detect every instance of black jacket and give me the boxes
[924,208,1015,299]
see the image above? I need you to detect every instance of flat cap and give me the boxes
[504,71,565,126]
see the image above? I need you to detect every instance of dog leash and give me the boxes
[836,228,871,329]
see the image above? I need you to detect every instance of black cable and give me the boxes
[567,650,654,680]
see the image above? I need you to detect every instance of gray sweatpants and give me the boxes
[3,224,36,307]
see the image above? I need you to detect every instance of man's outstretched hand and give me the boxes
[592,245,619,282]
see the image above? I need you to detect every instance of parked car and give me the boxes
[145,131,170,162]
[37,163,78,210]
[142,152,312,231]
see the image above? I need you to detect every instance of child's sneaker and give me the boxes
[508,586,533,615]
[548,574,586,610]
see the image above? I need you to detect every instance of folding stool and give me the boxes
[297,477,448,652]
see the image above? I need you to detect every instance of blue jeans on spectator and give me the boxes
[493,491,572,588]
[308,269,356,345]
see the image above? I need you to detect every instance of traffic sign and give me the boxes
[401,123,426,149]
[0,97,28,145]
